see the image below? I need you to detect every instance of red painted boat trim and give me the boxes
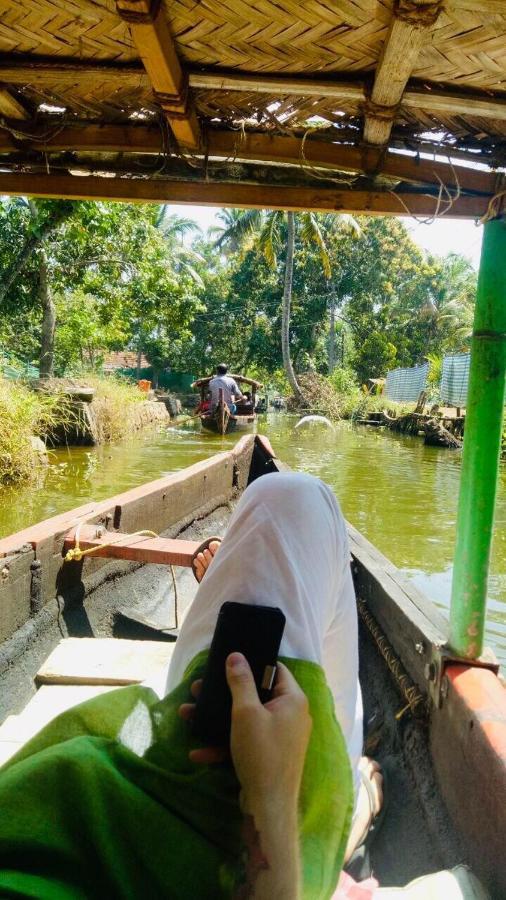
[431,662,506,894]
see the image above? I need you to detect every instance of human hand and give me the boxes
[226,653,311,822]
[179,654,311,899]
[179,654,312,820]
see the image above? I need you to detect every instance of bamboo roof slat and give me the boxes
[0,0,505,212]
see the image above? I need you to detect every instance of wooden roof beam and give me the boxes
[191,71,506,122]
[363,0,443,148]
[208,132,495,196]
[0,172,489,219]
[0,124,493,195]
[0,89,30,120]
[115,0,199,149]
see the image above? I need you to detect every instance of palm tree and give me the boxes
[214,209,359,399]
[210,208,261,255]
[154,206,204,287]
[419,253,476,350]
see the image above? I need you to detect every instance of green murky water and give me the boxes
[1,414,505,663]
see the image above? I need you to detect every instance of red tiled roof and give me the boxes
[103,351,150,370]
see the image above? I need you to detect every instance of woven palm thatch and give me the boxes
[0,0,505,212]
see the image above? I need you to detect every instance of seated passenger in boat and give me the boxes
[0,472,488,897]
[0,473,385,898]
[197,390,212,415]
[235,391,253,414]
[209,363,245,414]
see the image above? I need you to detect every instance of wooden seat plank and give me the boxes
[36,638,174,686]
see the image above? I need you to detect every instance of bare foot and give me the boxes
[194,540,221,583]
[344,757,384,863]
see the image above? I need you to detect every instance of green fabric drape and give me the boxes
[0,653,353,899]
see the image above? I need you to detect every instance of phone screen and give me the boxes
[192,602,286,745]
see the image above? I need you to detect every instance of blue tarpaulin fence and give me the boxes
[0,349,38,380]
[440,353,470,407]
[384,361,429,402]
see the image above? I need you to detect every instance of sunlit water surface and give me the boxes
[1,414,504,664]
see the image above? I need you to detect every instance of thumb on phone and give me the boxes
[226,652,260,711]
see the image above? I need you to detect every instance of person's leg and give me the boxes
[166,471,363,794]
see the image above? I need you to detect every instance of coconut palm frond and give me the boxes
[300,213,331,278]
[337,213,362,236]
[213,208,264,252]
[181,264,205,288]
[258,211,282,269]
[155,207,202,240]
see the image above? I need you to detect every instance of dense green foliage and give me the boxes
[0,199,476,390]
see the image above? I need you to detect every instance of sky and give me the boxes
[169,203,484,269]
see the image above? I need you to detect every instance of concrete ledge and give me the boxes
[430,664,506,896]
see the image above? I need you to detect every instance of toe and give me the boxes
[194,555,205,581]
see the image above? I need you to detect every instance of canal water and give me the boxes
[1,414,504,664]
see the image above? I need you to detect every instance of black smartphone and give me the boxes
[192,602,286,745]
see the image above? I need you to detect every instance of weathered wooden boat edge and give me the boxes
[0,434,504,895]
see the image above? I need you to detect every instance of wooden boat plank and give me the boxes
[36,637,174,686]
[348,528,447,692]
[63,528,201,567]
[348,523,448,632]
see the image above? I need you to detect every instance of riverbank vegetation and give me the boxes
[0,378,61,484]
[0,197,486,479]
[0,200,476,389]
[0,375,156,485]
[79,375,147,444]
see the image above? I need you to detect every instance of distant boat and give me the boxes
[192,374,263,435]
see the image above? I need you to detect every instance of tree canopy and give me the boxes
[0,199,476,389]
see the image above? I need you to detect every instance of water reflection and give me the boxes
[0,414,504,663]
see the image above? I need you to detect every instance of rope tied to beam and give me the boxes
[394,0,443,27]
[64,517,180,628]
[156,76,190,119]
[478,173,506,224]
[362,99,400,122]
[64,520,160,563]
[388,152,462,225]
[299,127,358,187]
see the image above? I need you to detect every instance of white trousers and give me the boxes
[166,471,363,797]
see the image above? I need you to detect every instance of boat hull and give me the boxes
[200,413,256,434]
[0,434,505,896]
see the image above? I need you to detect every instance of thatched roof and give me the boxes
[0,0,505,217]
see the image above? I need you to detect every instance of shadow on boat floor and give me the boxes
[359,625,468,886]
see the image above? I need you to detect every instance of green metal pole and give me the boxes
[449,217,506,658]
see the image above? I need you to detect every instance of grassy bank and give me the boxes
[0,379,61,484]
[290,372,412,421]
[80,375,146,443]
[0,375,151,486]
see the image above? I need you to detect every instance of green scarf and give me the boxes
[0,654,352,898]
